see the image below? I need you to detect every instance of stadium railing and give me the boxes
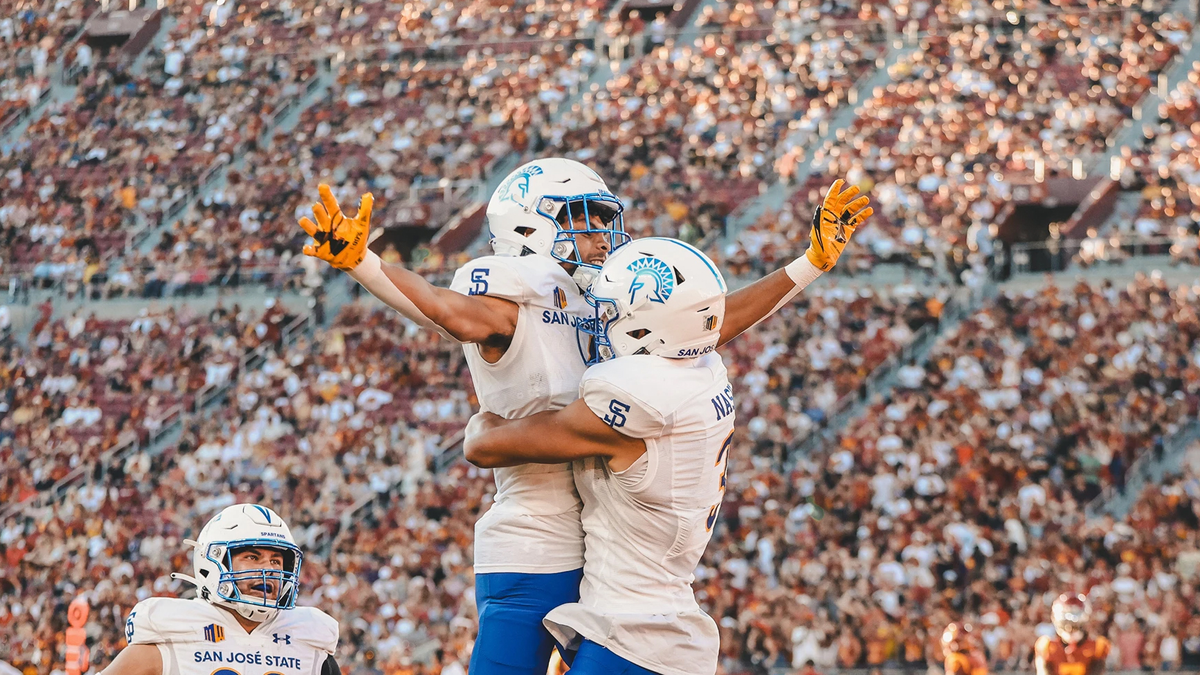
[193,311,312,411]
[2,311,312,525]
[0,401,184,523]
[1008,234,1187,275]
[1085,419,1200,518]
[138,69,327,251]
[0,87,51,137]
[783,280,993,466]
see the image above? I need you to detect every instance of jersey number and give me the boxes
[603,399,630,428]
[706,431,734,530]
[469,269,490,295]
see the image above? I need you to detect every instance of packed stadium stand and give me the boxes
[3,0,1200,674]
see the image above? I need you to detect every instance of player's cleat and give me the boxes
[806,178,873,271]
[299,184,373,271]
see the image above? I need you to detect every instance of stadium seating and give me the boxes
[0,1,94,133]
[5,1,1200,674]
[1118,61,1200,263]
[0,283,940,671]
[705,275,1200,670]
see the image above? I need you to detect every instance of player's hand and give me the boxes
[806,179,872,271]
[299,184,373,271]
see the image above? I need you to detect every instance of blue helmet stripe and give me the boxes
[645,237,727,292]
[251,505,272,523]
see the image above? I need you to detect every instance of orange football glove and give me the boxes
[299,184,373,271]
[806,179,872,271]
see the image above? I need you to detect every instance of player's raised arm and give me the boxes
[717,179,873,346]
[463,398,646,470]
[299,184,517,348]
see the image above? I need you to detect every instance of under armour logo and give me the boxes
[273,633,291,645]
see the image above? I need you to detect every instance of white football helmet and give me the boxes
[171,504,303,623]
[577,237,727,365]
[486,157,629,287]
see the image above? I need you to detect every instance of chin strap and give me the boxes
[170,572,200,587]
[171,539,201,588]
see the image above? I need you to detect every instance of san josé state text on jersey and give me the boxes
[192,650,303,670]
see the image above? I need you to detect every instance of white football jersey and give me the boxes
[124,597,338,675]
[543,353,735,675]
[450,254,589,574]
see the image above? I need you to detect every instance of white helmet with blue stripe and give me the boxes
[487,157,629,287]
[577,237,727,365]
[172,503,303,623]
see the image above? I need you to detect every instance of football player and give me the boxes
[299,159,871,675]
[943,622,988,675]
[100,504,339,675]
[461,237,760,674]
[1035,593,1110,675]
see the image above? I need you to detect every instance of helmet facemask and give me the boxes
[203,539,303,619]
[576,289,659,366]
[538,193,629,287]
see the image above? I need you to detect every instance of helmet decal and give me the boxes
[577,238,724,366]
[250,505,272,524]
[497,164,545,204]
[627,257,674,305]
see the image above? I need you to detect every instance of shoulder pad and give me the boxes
[581,359,666,439]
[450,255,570,304]
[125,598,223,645]
[269,606,340,654]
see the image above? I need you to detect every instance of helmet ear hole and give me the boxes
[626,328,651,339]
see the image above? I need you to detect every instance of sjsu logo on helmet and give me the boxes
[626,257,674,306]
[497,164,544,204]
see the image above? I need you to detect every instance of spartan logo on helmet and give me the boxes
[626,257,675,306]
[497,164,545,204]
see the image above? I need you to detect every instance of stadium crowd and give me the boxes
[0,0,94,129]
[0,301,287,511]
[4,1,1200,674]
[727,1,1193,274]
[2,8,316,285]
[4,0,1195,296]
[0,274,942,673]
[541,6,885,246]
[1113,60,1200,264]
[703,275,1200,671]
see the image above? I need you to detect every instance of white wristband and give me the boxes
[784,255,823,290]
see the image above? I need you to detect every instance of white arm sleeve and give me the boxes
[749,256,824,329]
[348,251,459,342]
